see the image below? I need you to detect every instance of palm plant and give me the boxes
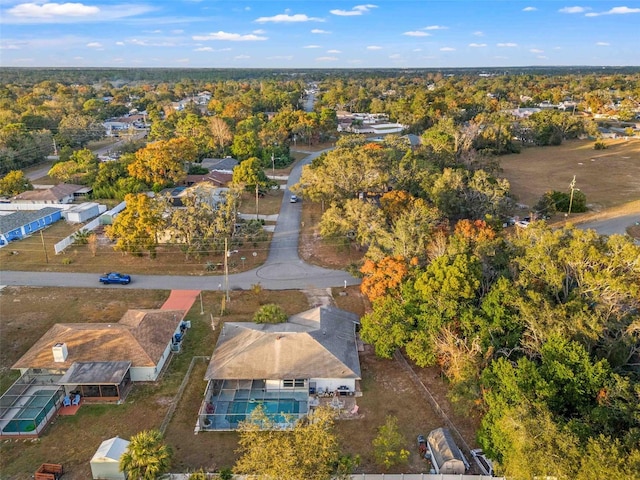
[119,429,172,480]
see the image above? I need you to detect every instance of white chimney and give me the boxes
[52,342,68,362]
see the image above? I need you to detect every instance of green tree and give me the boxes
[253,304,288,324]
[128,137,194,189]
[48,148,99,185]
[106,193,165,257]
[0,170,32,196]
[57,113,104,147]
[372,415,410,469]
[232,156,274,219]
[234,405,340,480]
[119,429,172,480]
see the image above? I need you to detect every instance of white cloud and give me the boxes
[469,43,487,47]
[130,39,176,47]
[9,2,100,18]
[316,56,338,61]
[330,4,377,16]
[86,42,102,48]
[586,6,640,16]
[530,48,544,53]
[497,42,518,47]
[559,6,589,14]
[252,29,266,34]
[389,53,401,59]
[303,45,321,49]
[523,6,537,11]
[440,47,455,51]
[403,31,431,37]
[596,41,610,46]
[192,31,267,41]
[366,45,382,50]
[234,54,250,59]
[327,49,341,53]
[311,28,331,34]
[473,31,484,36]
[255,13,323,23]
[424,25,447,30]
[413,48,422,52]
[115,41,125,46]
[0,44,21,50]
[4,2,154,24]
[194,47,214,52]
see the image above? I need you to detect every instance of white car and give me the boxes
[470,449,494,476]
[515,220,530,228]
[290,194,299,203]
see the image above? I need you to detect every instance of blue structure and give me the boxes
[0,208,62,245]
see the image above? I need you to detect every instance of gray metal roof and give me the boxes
[201,157,238,171]
[58,361,132,385]
[427,427,465,470]
[205,306,361,381]
[0,207,61,234]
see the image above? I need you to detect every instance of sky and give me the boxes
[1,0,639,68]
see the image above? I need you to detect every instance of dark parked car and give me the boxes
[99,272,131,285]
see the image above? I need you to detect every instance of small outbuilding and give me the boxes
[90,436,129,480]
[426,427,466,474]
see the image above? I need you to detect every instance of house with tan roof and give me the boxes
[198,306,361,430]
[12,184,91,204]
[12,309,187,400]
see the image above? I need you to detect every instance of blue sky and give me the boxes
[1,1,639,68]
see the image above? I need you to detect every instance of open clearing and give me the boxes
[501,138,640,211]
[0,286,480,479]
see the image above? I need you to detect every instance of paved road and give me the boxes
[1,149,361,291]
[577,213,640,238]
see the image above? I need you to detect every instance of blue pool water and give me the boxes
[1,389,58,434]
[228,399,300,425]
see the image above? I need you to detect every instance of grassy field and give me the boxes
[0,285,480,479]
[501,138,640,211]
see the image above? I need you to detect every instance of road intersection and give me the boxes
[1,149,361,291]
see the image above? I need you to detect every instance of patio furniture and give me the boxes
[71,394,81,406]
[63,395,71,407]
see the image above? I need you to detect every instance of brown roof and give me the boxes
[183,172,233,187]
[205,306,361,381]
[12,184,86,202]
[12,309,185,370]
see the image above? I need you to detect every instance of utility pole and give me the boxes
[52,138,58,156]
[255,183,259,221]
[40,230,49,264]
[224,238,230,302]
[567,175,577,216]
[271,152,275,175]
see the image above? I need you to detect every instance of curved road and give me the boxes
[1,150,361,291]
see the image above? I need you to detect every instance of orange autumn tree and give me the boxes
[360,255,409,302]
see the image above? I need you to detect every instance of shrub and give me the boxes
[253,304,287,324]
[594,141,607,150]
[372,415,410,469]
[61,257,73,265]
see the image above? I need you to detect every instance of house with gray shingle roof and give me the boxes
[0,207,62,245]
[199,306,361,430]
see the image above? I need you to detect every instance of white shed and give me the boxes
[90,436,130,480]
[427,427,466,474]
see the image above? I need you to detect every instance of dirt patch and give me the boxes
[501,138,640,210]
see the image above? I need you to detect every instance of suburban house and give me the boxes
[198,306,361,431]
[0,207,62,246]
[426,427,468,475]
[0,309,188,439]
[11,184,91,204]
[200,157,238,173]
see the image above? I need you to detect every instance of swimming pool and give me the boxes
[227,399,301,425]
[1,389,60,434]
